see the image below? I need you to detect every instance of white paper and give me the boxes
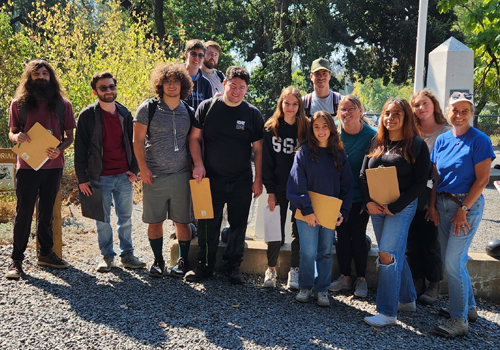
[263,205,282,242]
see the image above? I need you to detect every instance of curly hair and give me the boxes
[305,111,344,170]
[264,86,309,144]
[225,66,250,85]
[410,89,449,127]
[15,59,64,112]
[368,98,421,163]
[90,72,117,90]
[150,62,193,100]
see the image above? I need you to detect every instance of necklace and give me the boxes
[385,140,402,155]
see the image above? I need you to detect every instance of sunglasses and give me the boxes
[97,84,117,92]
[451,91,473,100]
[189,51,205,59]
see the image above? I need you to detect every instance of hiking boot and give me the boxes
[263,268,276,288]
[353,278,368,298]
[121,255,146,269]
[433,318,468,338]
[364,313,397,327]
[149,259,165,278]
[418,281,440,305]
[413,277,426,298]
[228,266,245,285]
[184,266,213,283]
[328,275,352,292]
[169,257,190,278]
[295,289,312,303]
[316,292,330,307]
[439,307,478,323]
[97,255,115,273]
[37,252,70,269]
[5,260,23,279]
[287,267,299,290]
[398,301,416,312]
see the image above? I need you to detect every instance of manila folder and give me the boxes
[12,122,60,171]
[190,178,214,219]
[294,191,342,230]
[365,166,400,205]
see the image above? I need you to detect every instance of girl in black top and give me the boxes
[262,86,309,289]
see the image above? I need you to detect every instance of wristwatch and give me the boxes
[461,205,469,212]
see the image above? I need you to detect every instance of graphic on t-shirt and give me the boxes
[236,120,245,130]
[272,136,296,154]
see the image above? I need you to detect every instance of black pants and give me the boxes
[266,190,299,268]
[196,176,252,272]
[12,168,62,261]
[406,209,443,282]
[335,201,369,277]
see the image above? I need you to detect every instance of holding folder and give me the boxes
[79,187,105,222]
[190,178,214,219]
[365,166,400,205]
[294,191,342,230]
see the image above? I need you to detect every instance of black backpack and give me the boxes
[18,98,66,141]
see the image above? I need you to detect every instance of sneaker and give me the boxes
[353,278,368,298]
[295,289,312,303]
[149,259,165,277]
[37,252,70,269]
[364,314,397,327]
[316,291,330,307]
[418,281,440,305]
[169,257,190,278]
[438,307,478,323]
[433,318,468,338]
[97,256,115,273]
[263,268,277,288]
[287,267,299,290]
[184,266,213,283]
[328,275,352,292]
[121,255,146,269]
[5,260,22,279]
[398,301,416,312]
[228,266,245,285]
[221,227,229,243]
[413,277,426,298]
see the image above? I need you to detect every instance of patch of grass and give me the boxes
[0,191,16,224]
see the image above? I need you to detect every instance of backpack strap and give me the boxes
[19,98,66,142]
[181,100,195,121]
[146,97,160,139]
[331,91,342,115]
[303,93,312,118]
[215,70,225,83]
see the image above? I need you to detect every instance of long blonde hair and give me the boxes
[264,86,309,144]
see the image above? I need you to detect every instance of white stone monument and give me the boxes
[426,36,474,124]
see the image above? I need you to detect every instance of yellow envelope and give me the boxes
[365,166,400,205]
[295,191,342,230]
[189,178,214,219]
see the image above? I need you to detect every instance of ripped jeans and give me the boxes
[371,199,417,317]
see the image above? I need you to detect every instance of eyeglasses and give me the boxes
[340,108,357,113]
[451,91,473,100]
[206,51,219,58]
[164,80,181,86]
[97,84,117,92]
[228,83,247,92]
[189,51,205,59]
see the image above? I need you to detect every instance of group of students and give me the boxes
[261,86,495,338]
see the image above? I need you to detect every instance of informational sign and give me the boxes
[0,149,16,190]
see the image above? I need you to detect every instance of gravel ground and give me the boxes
[0,148,499,349]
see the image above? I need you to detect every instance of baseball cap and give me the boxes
[311,58,331,73]
[449,91,474,106]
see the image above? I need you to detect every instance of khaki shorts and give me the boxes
[142,172,192,224]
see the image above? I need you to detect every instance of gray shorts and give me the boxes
[142,172,192,224]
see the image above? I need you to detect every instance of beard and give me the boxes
[203,59,216,70]
[97,92,117,103]
[27,79,56,101]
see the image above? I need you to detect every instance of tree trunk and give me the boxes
[154,0,165,45]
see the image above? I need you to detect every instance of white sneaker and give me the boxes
[353,278,368,298]
[263,268,276,288]
[287,267,299,290]
[295,289,312,303]
[364,313,397,327]
[328,275,352,292]
[398,301,416,312]
[316,292,330,307]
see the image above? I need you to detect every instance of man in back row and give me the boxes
[184,39,213,110]
[303,58,342,118]
[201,40,225,95]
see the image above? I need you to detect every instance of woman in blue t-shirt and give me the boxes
[287,111,353,307]
[428,92,495,338]
[329,95,376,298]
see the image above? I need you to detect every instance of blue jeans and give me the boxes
[90,173,134,258]
[436,194,484,320]
[297,220,336,293]
[371,199,417,317]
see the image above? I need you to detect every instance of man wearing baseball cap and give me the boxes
[303,58,342,118]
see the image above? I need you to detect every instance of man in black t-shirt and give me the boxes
[186,66,264,284]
